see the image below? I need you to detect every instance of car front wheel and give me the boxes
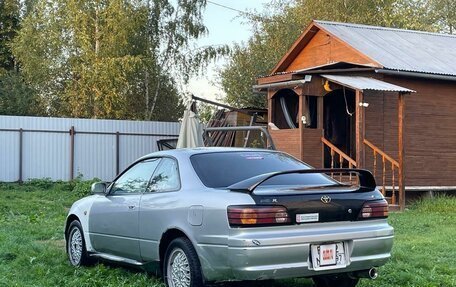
[163,237,204,287]
[312,274,359,287]
[67,220,92,266]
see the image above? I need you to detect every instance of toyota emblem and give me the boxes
[321,195,331,204]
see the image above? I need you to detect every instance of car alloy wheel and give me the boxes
[66,220,93,267]
[164,237,203,287]
[167,248,191,287]
[68,226,83,265]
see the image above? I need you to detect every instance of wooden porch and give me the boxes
[258,74,412,210]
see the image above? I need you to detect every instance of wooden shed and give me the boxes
[254,20,456,210]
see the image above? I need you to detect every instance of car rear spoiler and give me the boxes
[227,168,376,193]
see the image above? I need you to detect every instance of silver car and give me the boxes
[65,148,393,287]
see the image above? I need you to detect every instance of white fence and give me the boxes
[0,115,180,182]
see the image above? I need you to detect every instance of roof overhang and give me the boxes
[253,78,311,93]
[294,62,377,74]
[321,74,416,93]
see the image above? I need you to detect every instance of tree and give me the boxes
[12,0,226,121]
[0,0,42,116]
[219,0,442,108]
[429,0,456,34]
[142,0,229,120]
[0,0,20,71]
[0,71,42,115]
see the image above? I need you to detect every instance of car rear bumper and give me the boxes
[196,219,394,281]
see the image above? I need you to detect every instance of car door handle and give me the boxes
[128,205,136,210]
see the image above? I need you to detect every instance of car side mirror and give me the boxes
[91,182,108,195]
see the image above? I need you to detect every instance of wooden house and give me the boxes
[254,20,456,210]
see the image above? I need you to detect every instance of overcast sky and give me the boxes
[186,0,270,102]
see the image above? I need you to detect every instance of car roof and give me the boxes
[139,147,280,160]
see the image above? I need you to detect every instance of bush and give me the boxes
[72,178,101,198]
[25,178,54,189]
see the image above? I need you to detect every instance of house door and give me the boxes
[323,88,356,167]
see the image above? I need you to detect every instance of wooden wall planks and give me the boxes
[285,30,374,72]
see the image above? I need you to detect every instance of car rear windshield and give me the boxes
[190,151,335,188]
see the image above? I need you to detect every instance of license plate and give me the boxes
[311,242,347,270]
[296,213,319,223]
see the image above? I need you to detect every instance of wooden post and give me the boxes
[317,96,324,167]
[317,96,324,129]
[267,90,275,125]
[70,126,75,180]
[267,89,275,149]
[18,128,23,183]
[398,93,405,210]
[299,94,307,161]
[355,90,365,168]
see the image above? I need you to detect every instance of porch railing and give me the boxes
[321,137,357,184]
[363,139,401,206]
[321,137,357,168]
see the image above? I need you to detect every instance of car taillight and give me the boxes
[358,199,389,219]
[227,205,291,227]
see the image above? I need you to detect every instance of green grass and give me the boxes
[0,182,455,287]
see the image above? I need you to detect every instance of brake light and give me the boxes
[358,199,389,219]
[227,205,290,227]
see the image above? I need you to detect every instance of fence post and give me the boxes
[116,131,120,175]
[70,126,75,180]
[18,128,23,183]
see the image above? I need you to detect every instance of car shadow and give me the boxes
[209,279,314,287]
[97,261,314,287]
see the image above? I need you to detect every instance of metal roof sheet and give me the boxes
[321,74,416,93]
[315,20,456,76]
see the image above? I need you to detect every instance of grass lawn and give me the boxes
[0,181,455,287]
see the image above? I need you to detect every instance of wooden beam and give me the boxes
[355,90,365,168]
[317,96,324,129]
[398,93,405,211]
[257,73,303,85]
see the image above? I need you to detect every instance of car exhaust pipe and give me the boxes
[350,268,378,280]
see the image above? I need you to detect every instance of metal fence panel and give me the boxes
[74,133,116,181]
[22,132,70,180]
[0,130,19,182]
[0,115,180,182]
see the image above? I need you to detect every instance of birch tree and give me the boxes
[12,0,226,120]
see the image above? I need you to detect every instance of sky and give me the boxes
[185,0,271,102]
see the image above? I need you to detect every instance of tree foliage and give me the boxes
[0,0,20,71]
[0,0,42,116]
[220,0,454,108]
[0,71,42,115]
[6,0,226,121]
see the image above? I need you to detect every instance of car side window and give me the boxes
[148,158,180,192]
[110,159,161,195]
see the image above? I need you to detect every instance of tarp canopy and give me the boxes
[176,104,205,148]
[321,74,416,93]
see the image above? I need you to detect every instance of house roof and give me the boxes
[272,20,456,77]
[321,74,416,93]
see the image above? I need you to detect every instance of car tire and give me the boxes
[66,220,93,267]
[163,237,204,287]
[312,274,359,287]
